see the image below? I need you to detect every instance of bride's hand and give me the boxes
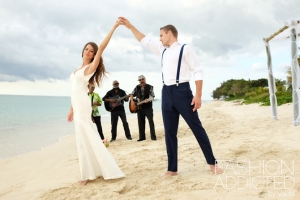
[118,17,131,29]
[113,18,121,28]
[67,110,74,122]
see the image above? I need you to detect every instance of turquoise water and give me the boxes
[0,95,72,158]
[0,95,162,158]
[0,95,161,127]
[0,95,70,127]
[0,95,211,158]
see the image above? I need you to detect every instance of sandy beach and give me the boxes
[1,101,300,200]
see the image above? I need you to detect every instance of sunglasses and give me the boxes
[113,83,119,85]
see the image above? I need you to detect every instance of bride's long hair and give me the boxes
[82,42,107,87]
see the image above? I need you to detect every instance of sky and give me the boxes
[0,0,299,100]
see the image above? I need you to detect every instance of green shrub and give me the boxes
[213,79,292,106]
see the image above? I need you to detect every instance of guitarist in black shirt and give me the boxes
[130,75,157,142]
[103,80,132,142]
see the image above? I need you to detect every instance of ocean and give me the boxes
[0,95,162,159]
[0,95,211,159]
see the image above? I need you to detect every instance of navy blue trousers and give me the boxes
[162,82,217,172]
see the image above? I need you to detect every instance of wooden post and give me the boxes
[263,39,278,119]
[264,26,289,42]
[290,28,300,125]
[263,19,300,122]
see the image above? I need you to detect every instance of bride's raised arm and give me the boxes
[85,19,120,75]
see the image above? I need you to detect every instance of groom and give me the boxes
[119,17,223,176]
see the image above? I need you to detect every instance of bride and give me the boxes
[67,19,125,185]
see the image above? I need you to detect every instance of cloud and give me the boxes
[0,0,299,99]
[0,73,21,82]
[251,63,265,71]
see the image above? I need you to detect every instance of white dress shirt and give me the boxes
[140,36,204,86]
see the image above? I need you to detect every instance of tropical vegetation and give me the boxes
[211,78,292,106]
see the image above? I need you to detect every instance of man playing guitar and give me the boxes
[130,75,157,141]
[102,80,132,142]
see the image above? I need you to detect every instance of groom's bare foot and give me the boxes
[210,165,223,175]
[80,180,89,185]
[162,171,178,177]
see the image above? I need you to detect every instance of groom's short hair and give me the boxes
[160,24,178,38]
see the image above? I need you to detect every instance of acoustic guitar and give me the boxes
[129,98,149,113]
[104,95,130,112]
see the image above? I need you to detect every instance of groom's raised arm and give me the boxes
[119,17,163,57]
[119,17,145,42]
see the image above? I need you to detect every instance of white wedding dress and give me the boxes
[70,65,125,180]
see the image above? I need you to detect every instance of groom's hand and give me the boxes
[191,97,202,112]
[118,17,145,42]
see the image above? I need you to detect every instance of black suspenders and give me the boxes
[161,48,167,84]
[161,44,186,86]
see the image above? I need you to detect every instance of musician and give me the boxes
[102,80,132,142]
[130,75,157,141]
[87,83,105,140]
